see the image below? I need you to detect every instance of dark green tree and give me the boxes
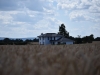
[88,34,94,43]
[3,38,10,44]
[75,35,82,44]
[94,37,100,41]
[58,24,69,38]
[82,34,94,43]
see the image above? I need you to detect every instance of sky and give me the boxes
[0,0,100,38]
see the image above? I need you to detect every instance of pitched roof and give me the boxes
[58,37,74,42]
[51,37,74,42]
[38,33,63,37]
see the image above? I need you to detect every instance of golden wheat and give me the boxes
[0,42,100,75]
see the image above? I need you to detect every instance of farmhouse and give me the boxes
[38,33,74,45]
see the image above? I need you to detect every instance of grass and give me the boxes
[0,42,100,75]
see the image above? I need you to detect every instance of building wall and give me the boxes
[54,41,73,45]
[39,36,61,45]
[54,42,58,45]
[39,36,73,45]
[39,37,43,44]
[39,37,51,45]
[66,42,73,44]
[44,37,50,45]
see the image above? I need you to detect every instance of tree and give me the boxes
[33,38,39,42]
[3,38,10,44]
[88,34,94,43]
[58,24,69,38]
[94,37,100,41]
[82,34,94,43]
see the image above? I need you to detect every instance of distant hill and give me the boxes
[10,37,36,41]
[0,37,37,41]
[0,37,5,40]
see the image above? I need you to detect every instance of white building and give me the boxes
[38,33,74,45]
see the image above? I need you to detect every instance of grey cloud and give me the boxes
[57,0,100,22]
[24,0,43,11]
[0,0,20,11]
[24,0,52,11]
[0,0,52,11]
[12,12,44,24]
[13,13,34,22]
[78,3,91,9]
[89,5,100,13]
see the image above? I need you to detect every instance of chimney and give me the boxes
[41,33,43,35]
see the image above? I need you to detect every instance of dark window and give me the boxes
[43,37,44,40]
[54,37,55,40]
[51,37,52,40]
[58,42,60,44]
[40,37,41,40]
[48,37,49,40]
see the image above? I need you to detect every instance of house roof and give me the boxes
[58,37,74,42]
[38,33,63,37]
[51,37,74,42]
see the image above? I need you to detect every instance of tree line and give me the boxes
[0,38,39,45]
[0,23,100,45]
[58,24,100,44]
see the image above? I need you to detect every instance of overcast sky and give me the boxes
[0,0,100,38]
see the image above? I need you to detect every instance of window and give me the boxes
[43,37,44,40]
[58,42,60,45]
[54,37,55,40]
[51,37,52,40]
[40,37,41,40]
[48,37,49,40]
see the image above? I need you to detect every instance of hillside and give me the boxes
[0,37,36,41]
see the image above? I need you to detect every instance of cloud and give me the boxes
[57,0,78,10]
[0,0,100,37]
[0,0,58,37]
[89,5,100,13]
[43,7,56,16]
[78,0,92,9]
[33,17,62,30]
[69,11,86,21]
[57,0,92,10]
[0,9,62,37]
[0,0,53,11]
[0,17,62,37]
[0,0,21,11]
[69,10,99,22]
[56,0,100,22]
[0,12,13,24]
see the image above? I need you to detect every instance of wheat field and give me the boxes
[0,42,100,75]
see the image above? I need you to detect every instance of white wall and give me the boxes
[39,37,43,44]
[39,36,61,45]
[39,36,74,45]
[44,37,50,45]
